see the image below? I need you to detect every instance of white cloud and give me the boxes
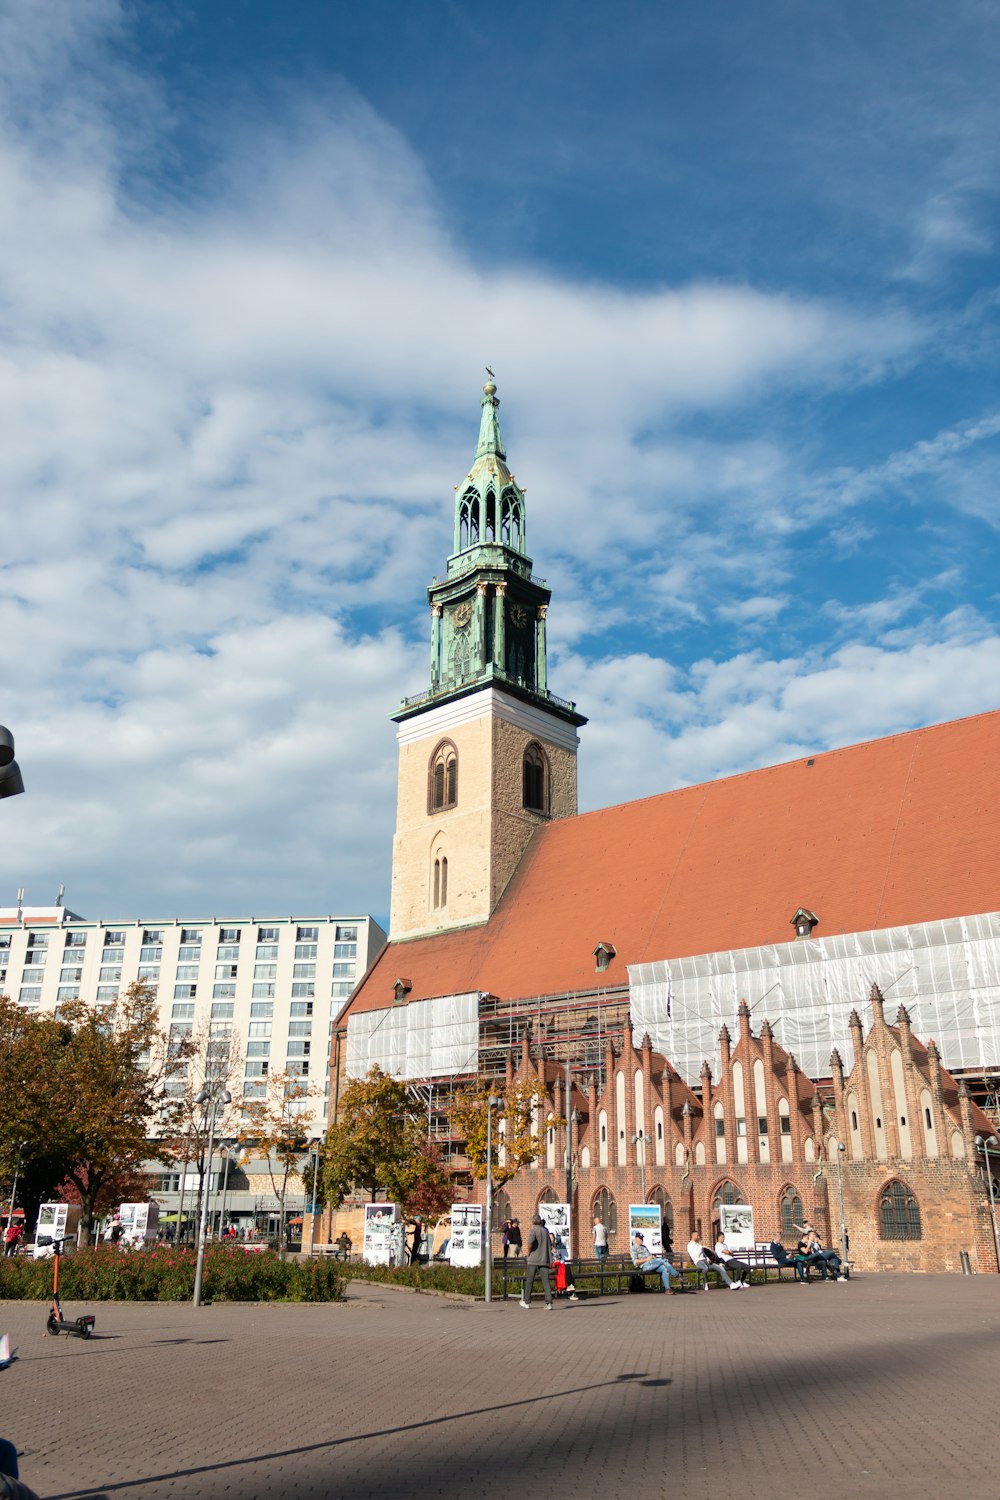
[0,0,989,921]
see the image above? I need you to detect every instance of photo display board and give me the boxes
[448,1203,484,1266]
[363,1203,401,1265]
[719,1203,755,1250]
[538,1202,572,1259]
[628,1203,664,1256]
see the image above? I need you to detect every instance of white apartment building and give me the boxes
[0,904,387,1133]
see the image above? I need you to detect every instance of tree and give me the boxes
[157,1021,244,1238]
[451,1078,552,1187]
[322,1066,451,1213]
[0,981,182,1245]
[238,1070,321,1257]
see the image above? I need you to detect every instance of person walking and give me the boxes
[507,1217,523,1257]
[592,1216,609,1260]
[3,1222,22,1259]
[520,1214,554,1309]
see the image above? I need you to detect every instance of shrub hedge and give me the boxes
[337,1261,484,1297]
[0,1245,344,1303]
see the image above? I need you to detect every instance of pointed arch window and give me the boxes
[523,742,549,815]
[429,741,458,813]
[459,490,480,550]
[500,491,522,548]
[779,1186,803,1239]
[484,489,496,542]
[432,856,449,909]
[711,1180,746,1215]
[878,1180,921,1240]
[593,1187,617,1237]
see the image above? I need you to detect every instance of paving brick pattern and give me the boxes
[2,1276,998,1499]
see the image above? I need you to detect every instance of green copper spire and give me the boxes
[392,375,586,733]
[452,376,525,558]
[475,378,505,459]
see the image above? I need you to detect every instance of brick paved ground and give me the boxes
[1,1275,998,1500]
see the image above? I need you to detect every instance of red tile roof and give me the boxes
[347,707,1000,1014]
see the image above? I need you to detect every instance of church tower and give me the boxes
[389,378,587,940]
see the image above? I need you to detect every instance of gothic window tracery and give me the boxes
[779,1186,803,1239]
[593,1187,617,1236]
[878,1180,921,1240]
[429,741,458,813]
[523,742,549,815]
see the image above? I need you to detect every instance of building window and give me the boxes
[288,1021,312,1037]
[593,1187,618,1238]
[173,984,197,999]
[297,926,319,942]
[254,964,277,980]
[64,932,87,949]
[250,1002,274,1018]
[291,983,315,998]
[104,930,126,946]
[257,926,280,943]
[432,856,449,909]
[294,944,317,960]
[26,932,49,948]
[711,1181,746,1216]
[429,741,458,813]
[522,742,549,814]
[142,929,162,945]
[334,942,356,960]
[290,1002,314,1019]
[293,963,316,979]
[780,1116,792,1136]
[56,985,81,1001]
[878,1181,921,1241]
[336,926,357,943]
[180,929,201,945]
[757,1116,769,1137]
[177,946,201,961]
[247,1041,271,1057]
[219,928,241,944]
[780,1187,803,1240]
[252,983,276,998]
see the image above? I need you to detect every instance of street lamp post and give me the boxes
[5,1140,26,1237]
[484,1094,501,1305]
[631,1132,647,1202]
[974,1134,1000,1271]
[834,1142,849,1271]
[192,1084,232,1307]
[307,1138,322,1258]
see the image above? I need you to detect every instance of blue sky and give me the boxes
[2,0,999,924]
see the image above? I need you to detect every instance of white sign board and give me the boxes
[119,1202,159,1247]
[538,1202,572,1259]
[448,1203,484,1267]
[719,1203,755,1251]
[363,1203,401,1266]
[628,1203,663,1256]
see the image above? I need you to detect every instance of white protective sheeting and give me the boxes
[346,992,480,1080]
[629,913,1000,1085]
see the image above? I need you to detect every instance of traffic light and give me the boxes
[0,724,24,799]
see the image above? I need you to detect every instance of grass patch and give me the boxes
[0,1245,344,1303]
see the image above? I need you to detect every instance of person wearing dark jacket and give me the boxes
[507,1218,523,1256]
[520,1215,553,1309]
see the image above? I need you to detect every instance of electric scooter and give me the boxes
[44,1239,95,1339]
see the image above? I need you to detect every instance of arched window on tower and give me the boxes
[432,855,449,909]
[429,742,458,813]
[500,491,521,548]
[523,742,549,815]
[484,490,496,542]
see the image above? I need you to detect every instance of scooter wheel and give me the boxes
[46,1315,60,1335]
[78,1322,92,1339]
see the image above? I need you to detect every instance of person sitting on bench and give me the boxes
[714,1230,751,1286]
[798,1223,846,1280]
[631,1232,682,1293]
[687,1232,738,1289]
[768,1239,811,1281]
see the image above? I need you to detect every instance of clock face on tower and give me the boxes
[510,604,529,629]
[453,600,473,631]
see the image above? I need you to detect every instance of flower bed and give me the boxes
[0,1245,344,1302]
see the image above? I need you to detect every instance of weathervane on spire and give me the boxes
[485,365,495,381]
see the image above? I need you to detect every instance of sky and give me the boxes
[2,0,1000,927]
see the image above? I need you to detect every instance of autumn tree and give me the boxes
[322,1066,450,1215]
[238,1070,321,1257]
[0,982,182,1245]
[451,1078,552,1186]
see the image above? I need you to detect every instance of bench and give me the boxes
[494,1254,730,1298]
